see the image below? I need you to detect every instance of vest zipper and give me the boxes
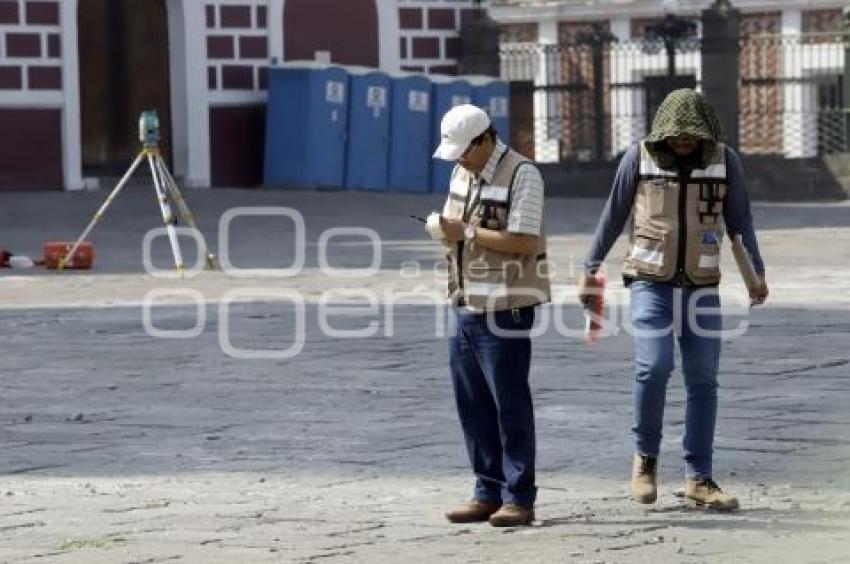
[456,241,464,290]
[676,171,690,283]
[456,176,477,294]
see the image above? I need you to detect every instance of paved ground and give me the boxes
[1,188,849,563]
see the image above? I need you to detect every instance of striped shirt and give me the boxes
[477,139,545,237]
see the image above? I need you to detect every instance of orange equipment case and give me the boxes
[43,242,95,269]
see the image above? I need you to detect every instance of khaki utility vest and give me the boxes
[443,148,551,312]
[622,141,728,286]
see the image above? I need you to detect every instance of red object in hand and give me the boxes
[584,274,606,345]
[43,242,95,269]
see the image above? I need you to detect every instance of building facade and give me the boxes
[491,0,848,163]
[0,0,478,191]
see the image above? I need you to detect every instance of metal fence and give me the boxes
[501,31,849,163]
[740,31,848,157]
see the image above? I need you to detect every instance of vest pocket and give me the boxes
[689,230,722,283]
[477,185,511,230]
[464,263,509,308]
[476,203,508,230]
[446,251,458,297]
[645,180,669,217]
[629,226,671,278]
[465,260,506,287]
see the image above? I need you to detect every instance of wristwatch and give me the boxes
[464,223,477,243]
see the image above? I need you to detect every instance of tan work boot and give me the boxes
[488,503,535,527]
[685,478,739,511]
[631,454,658,504]
[445,500,501,523]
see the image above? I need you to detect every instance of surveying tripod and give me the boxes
[59,111,219,273]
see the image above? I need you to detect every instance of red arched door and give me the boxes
[284,0,378,67]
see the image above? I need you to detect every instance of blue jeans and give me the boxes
[630,280,721,479]
[449,306,537,507]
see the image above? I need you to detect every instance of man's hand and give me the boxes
[750,279,769,306]
[577,272,605,307]
[440,217,466,242]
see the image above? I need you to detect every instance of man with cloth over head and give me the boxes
[426,104,551,527]
[578,89,769,511]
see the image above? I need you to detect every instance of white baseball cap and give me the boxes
[432,104,491,161]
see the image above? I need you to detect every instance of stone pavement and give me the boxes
[0,189,849,563]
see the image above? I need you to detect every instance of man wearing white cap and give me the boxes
[427,104,550,527]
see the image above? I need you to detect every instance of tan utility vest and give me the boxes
[443,148,551,312]
[622,141,728,286]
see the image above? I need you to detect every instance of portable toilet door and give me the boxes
[263,63,349,188]
[472,78,510,144]
[264,65,308,186]
[430,78,473,193]
[345,69,392,191]
[388,74,432,193]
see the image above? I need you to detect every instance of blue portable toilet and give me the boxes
[345,68,392,191]
[430,77,473,193]
[264,63,349,188]
[388,73,432,193]
[471,76,510,142]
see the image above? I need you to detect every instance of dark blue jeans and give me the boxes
[449,305,537,507]
[630,281,722,479]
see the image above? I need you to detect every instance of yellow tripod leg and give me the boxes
[59,151,146,271]
[146,150,185,276]
[154,154,220,270]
